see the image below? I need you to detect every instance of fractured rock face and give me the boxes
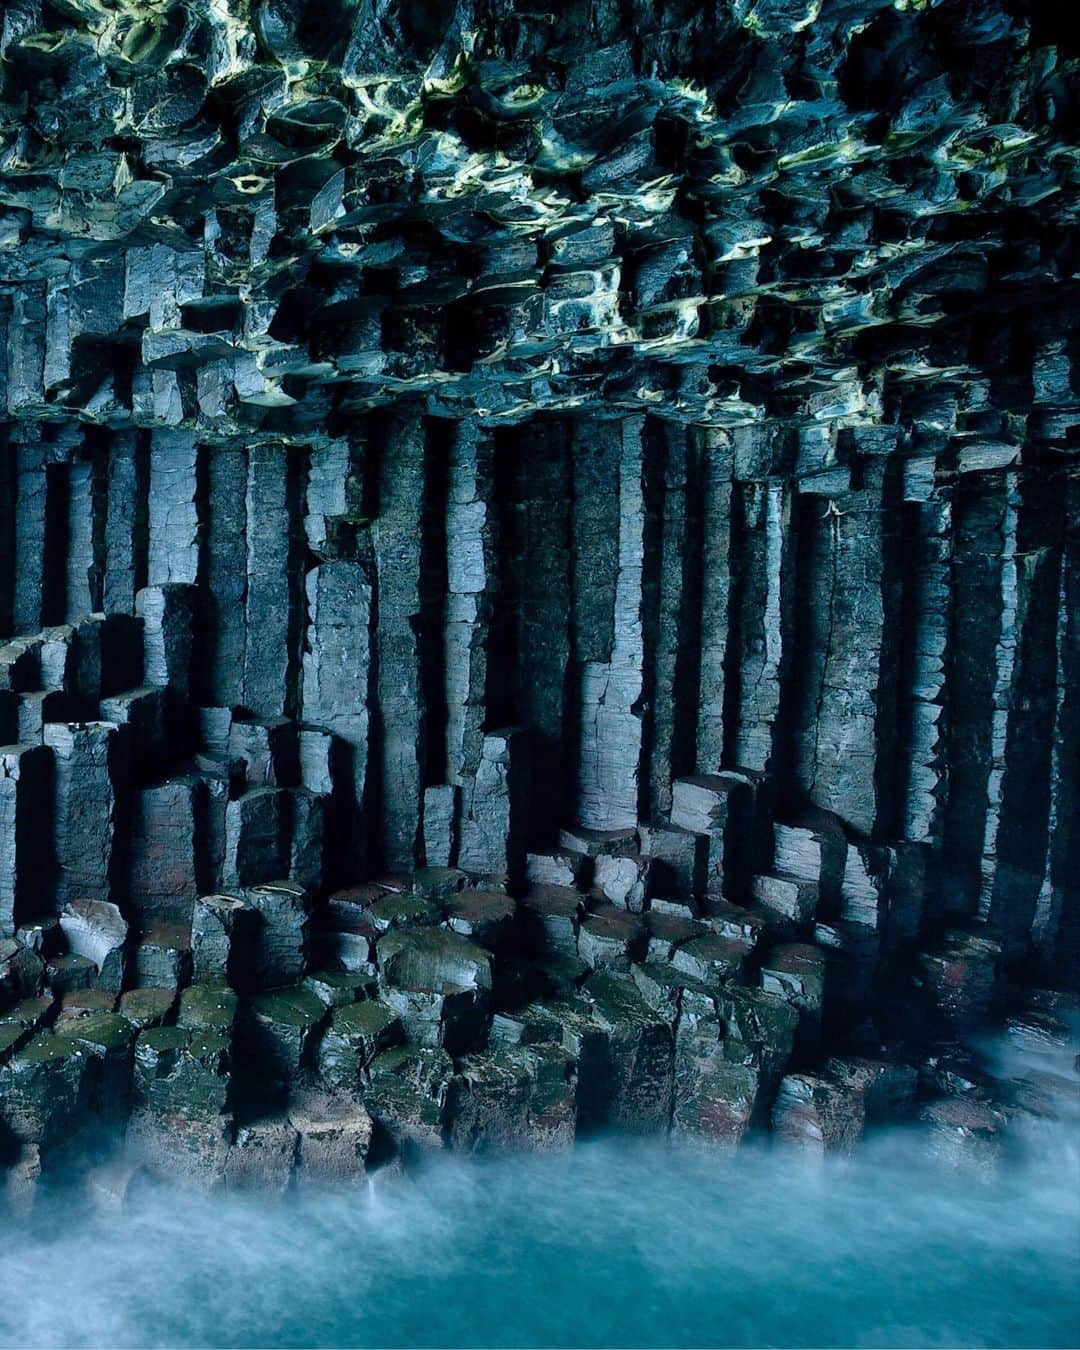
[59,901,128,993]
[0,0,1076,1189]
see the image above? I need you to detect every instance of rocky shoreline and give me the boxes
[2,0,1078,1204]
[3,848,1078,1208]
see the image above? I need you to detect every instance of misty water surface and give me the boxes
[1,1031,1077,1349]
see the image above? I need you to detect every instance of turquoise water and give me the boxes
[1,1121,1077,1350]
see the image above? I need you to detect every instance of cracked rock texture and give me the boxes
[1,0,1078,1192]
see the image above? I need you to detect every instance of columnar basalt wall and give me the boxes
[0,0,1077,1194]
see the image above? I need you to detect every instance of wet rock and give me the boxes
[760,943,826,1056]
[457,728,529,877]
[593,854,651,912]
[644,909,707,964]
[317,1000,403,1091]
[44,722,126,908]
[715,985,800,1093]
[127,778,202,919]
[245,880,312,990]
[446,1049,534,1154]
[117,988,175,1030]
[53,1012,135,1125]
[918,927,1005,1036]
[772,1070,867,1157]
[1,941,43,1004]
[377,927,493,997]
[366,891,440,934]
[670,773,752,899]
[59,900,128,993]
[751,874,819,925]
[225,1116,298,1194]
[1004,1010,1074,1055]
[585,972,675,1134]
[0,0,1074,1188]
[56,988,116,1021]
[638,825,709,900]
[673,1054,761,1150]
[919,1098,1008,1170]
[190,893,256,986]
[245,986,326,1080]
[520,885,581,957]
[448,1044,577,1153]
[136,585,195,701]
[131,1025,230,1124]
[224,791,287,892]
[704,900,769,950]
[290,1092,374,1185]
[303,968,374,1008]
[578,909,645,970]
[526,851,586,889]
[133,922,190,990]
[671,933,751,986]
[0,1033,91,1147]
[44,953,98,995]
[178,983,239,1034]
[3,1144,42,1220]
[442,890,516,949]
[363,1046,454,1156]
[0,744,51,935]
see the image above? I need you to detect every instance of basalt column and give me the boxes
[0,0,1077,1186]
[371,409,427,872]
[573,416,645,834]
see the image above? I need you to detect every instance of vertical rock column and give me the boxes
[6,284,46,416]
[43,722,126,907]
[727,476,793,777]
[102,431,148,616]
[12,435,47,633]
[147,429,199,587]
[1035,475,1080,984]
[302,559,373,876]
[576,416,645,831]
[640,419,700,821]
[694,428,734,776]
[457,728,529,878]
[516,418,571,839]
[444,419,493,790]
[243,445,302,718]
[942,471,1013,914]
[0,745,53,935]
[978,473,1060,962]
[372,410,425,870]
[136,584,195,701]
[0,431,14,639]
[199,446,248,709]
[898,466,951,845]
[65,441,102,620]
[432,418,495,864]
[790,461,896,838]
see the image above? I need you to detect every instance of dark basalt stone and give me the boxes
[0,0,1077,1193]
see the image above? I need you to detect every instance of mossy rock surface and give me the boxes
[0,1022,26,1060]
[137,1024,190,1056]
[249,986,326,1028]
[367,892,440,931]
[11,1033,84,1067]
[378,927,493,995]
[118,987,176,1028]
[179,983,238,1031]
[303,969,371,1006]
[0,995,54,1030]
[54,1012,134,1055]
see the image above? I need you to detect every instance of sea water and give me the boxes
[2,1039,1077,1350]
